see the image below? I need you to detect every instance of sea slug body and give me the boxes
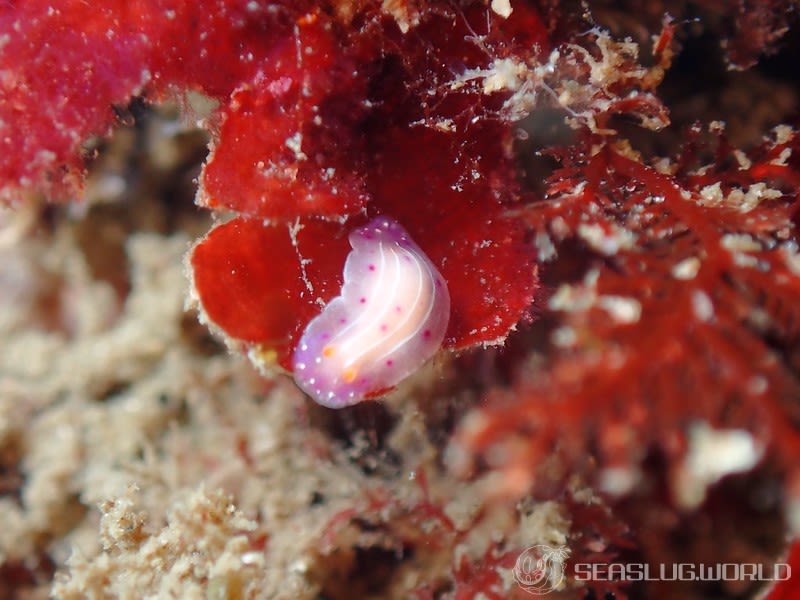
[292,216,450,408]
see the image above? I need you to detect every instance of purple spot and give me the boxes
[380,324,388,332]
[386,360,394,367]
[423,329,432,338]
[339,318,347,324]
[395,305,402,312]
[359,297,367,304]
[368,264,376,271]
[322,333,330,339]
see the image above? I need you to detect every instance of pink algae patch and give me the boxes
[0,2,149,200]
[0,1,317,202]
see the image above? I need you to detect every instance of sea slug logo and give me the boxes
[513,545,570,595]
[512,543,791,594]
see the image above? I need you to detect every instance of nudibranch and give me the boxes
[292,217,450,408]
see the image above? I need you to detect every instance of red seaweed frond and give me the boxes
[455,122,800,500]
[314,468,553,599]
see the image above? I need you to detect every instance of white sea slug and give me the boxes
[292,216,450,408]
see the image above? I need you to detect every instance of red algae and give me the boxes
[190,3,546,369]
[189,216,350,367]
[0,1,544,367]
[0,2,149,201]
[198,12,371,220]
